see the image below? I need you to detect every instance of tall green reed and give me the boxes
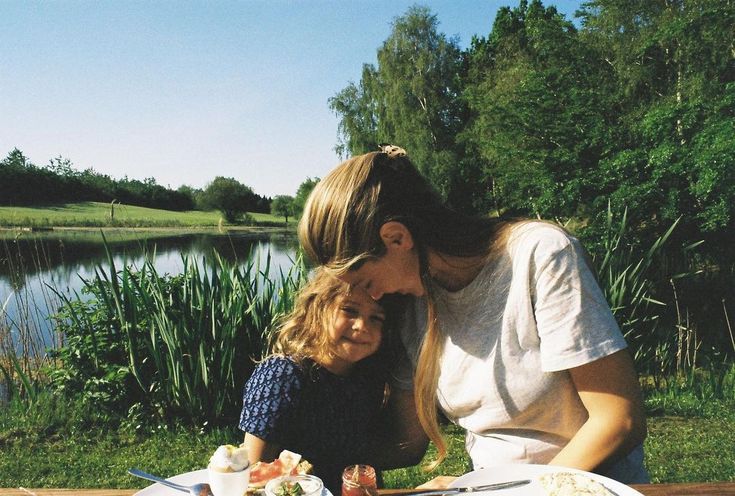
[589,206,735,400]
[49,242,307,426]
[592,207,675,368]
[0,236,63,404]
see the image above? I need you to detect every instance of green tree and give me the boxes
[579,0,735,248]
[462,0,614,218]
[329,65,381,158]
[200,177,258,223]
[177,185,200,209]
[48,156,79,177]
[271,195,295,224]
[0,149,33,205]
[330,6,469,204]
[292,177,319,219]
[0,148,64,205]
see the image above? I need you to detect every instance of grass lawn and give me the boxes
[644,414,735,483]
[0,202,286,228]
[0,411,733,489]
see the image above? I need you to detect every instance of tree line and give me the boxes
[0,148,272,222]
[330,0,734,262]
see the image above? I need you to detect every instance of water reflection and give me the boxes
[0,230,299,288]
[0,229,301,354]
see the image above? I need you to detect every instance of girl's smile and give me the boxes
[320,287,385,375]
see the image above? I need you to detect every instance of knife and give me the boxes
[407,479,532,496]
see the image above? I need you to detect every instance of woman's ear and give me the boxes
[379,221,414,251]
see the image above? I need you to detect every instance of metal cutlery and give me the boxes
[406,479,532,496]
[128,468,213,496]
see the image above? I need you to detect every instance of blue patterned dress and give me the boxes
[239,355,387,493]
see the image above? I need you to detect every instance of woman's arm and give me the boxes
[242,432,282,464]
[363,387,430,470]
[549,349,647,472]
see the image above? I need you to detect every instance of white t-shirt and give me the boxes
[394,222,647,482]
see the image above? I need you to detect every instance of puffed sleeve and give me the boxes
[239,356,304,443]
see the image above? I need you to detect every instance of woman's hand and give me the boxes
[549,349,647,472]
[416,476,458,489]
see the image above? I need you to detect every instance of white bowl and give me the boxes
[208,465,251,496]
[264,474,324,496]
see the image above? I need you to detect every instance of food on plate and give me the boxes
[209,443,250,473]
[208,444,251,496]
[265,474,323,496]
[249,450,314,490]
[538,471,614,496]
[274,481,305,496]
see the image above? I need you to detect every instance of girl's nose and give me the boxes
[368,289,383,301]
[353,317,367,332]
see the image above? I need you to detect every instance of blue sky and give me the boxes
[1,0,583,198]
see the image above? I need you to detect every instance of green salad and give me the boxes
[274,481,306,496]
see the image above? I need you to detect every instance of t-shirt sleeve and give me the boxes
[532,234,627,372]
[238,356,304,442]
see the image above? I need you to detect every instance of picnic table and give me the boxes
[2,483,735,496]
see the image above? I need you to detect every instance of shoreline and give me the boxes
[0,225,295,235]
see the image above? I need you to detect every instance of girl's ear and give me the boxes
[379,221,414,251]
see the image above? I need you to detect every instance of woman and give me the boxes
[297,146,648,485]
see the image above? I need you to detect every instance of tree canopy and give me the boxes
[293,177,320,219]
[200,176,259,223]
[329,5,468,204]
[271,195,295,224]
[329,0,734,257]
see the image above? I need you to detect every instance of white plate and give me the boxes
[449,465,643,495]
[133,469,334,496]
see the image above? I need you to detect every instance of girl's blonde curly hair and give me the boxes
[271,268,350,365]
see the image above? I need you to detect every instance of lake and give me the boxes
[0,229,301,356]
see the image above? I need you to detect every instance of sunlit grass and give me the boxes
[0,202,285,228]
[1,400,734,488]
[645,413,735,483]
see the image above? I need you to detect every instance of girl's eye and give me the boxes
[371,315,386,324]
[340,306,358,316]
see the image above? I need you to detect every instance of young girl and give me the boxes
[239,268,393,493]
[297,146,649,485]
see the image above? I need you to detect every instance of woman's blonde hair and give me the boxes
[298,150,512,466]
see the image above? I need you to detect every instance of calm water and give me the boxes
[0,229,301,356]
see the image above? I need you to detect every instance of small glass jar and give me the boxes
[341,464,378,496]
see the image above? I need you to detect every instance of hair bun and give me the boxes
[378,144,407,158]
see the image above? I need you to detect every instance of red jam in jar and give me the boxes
[342,464,378,496]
